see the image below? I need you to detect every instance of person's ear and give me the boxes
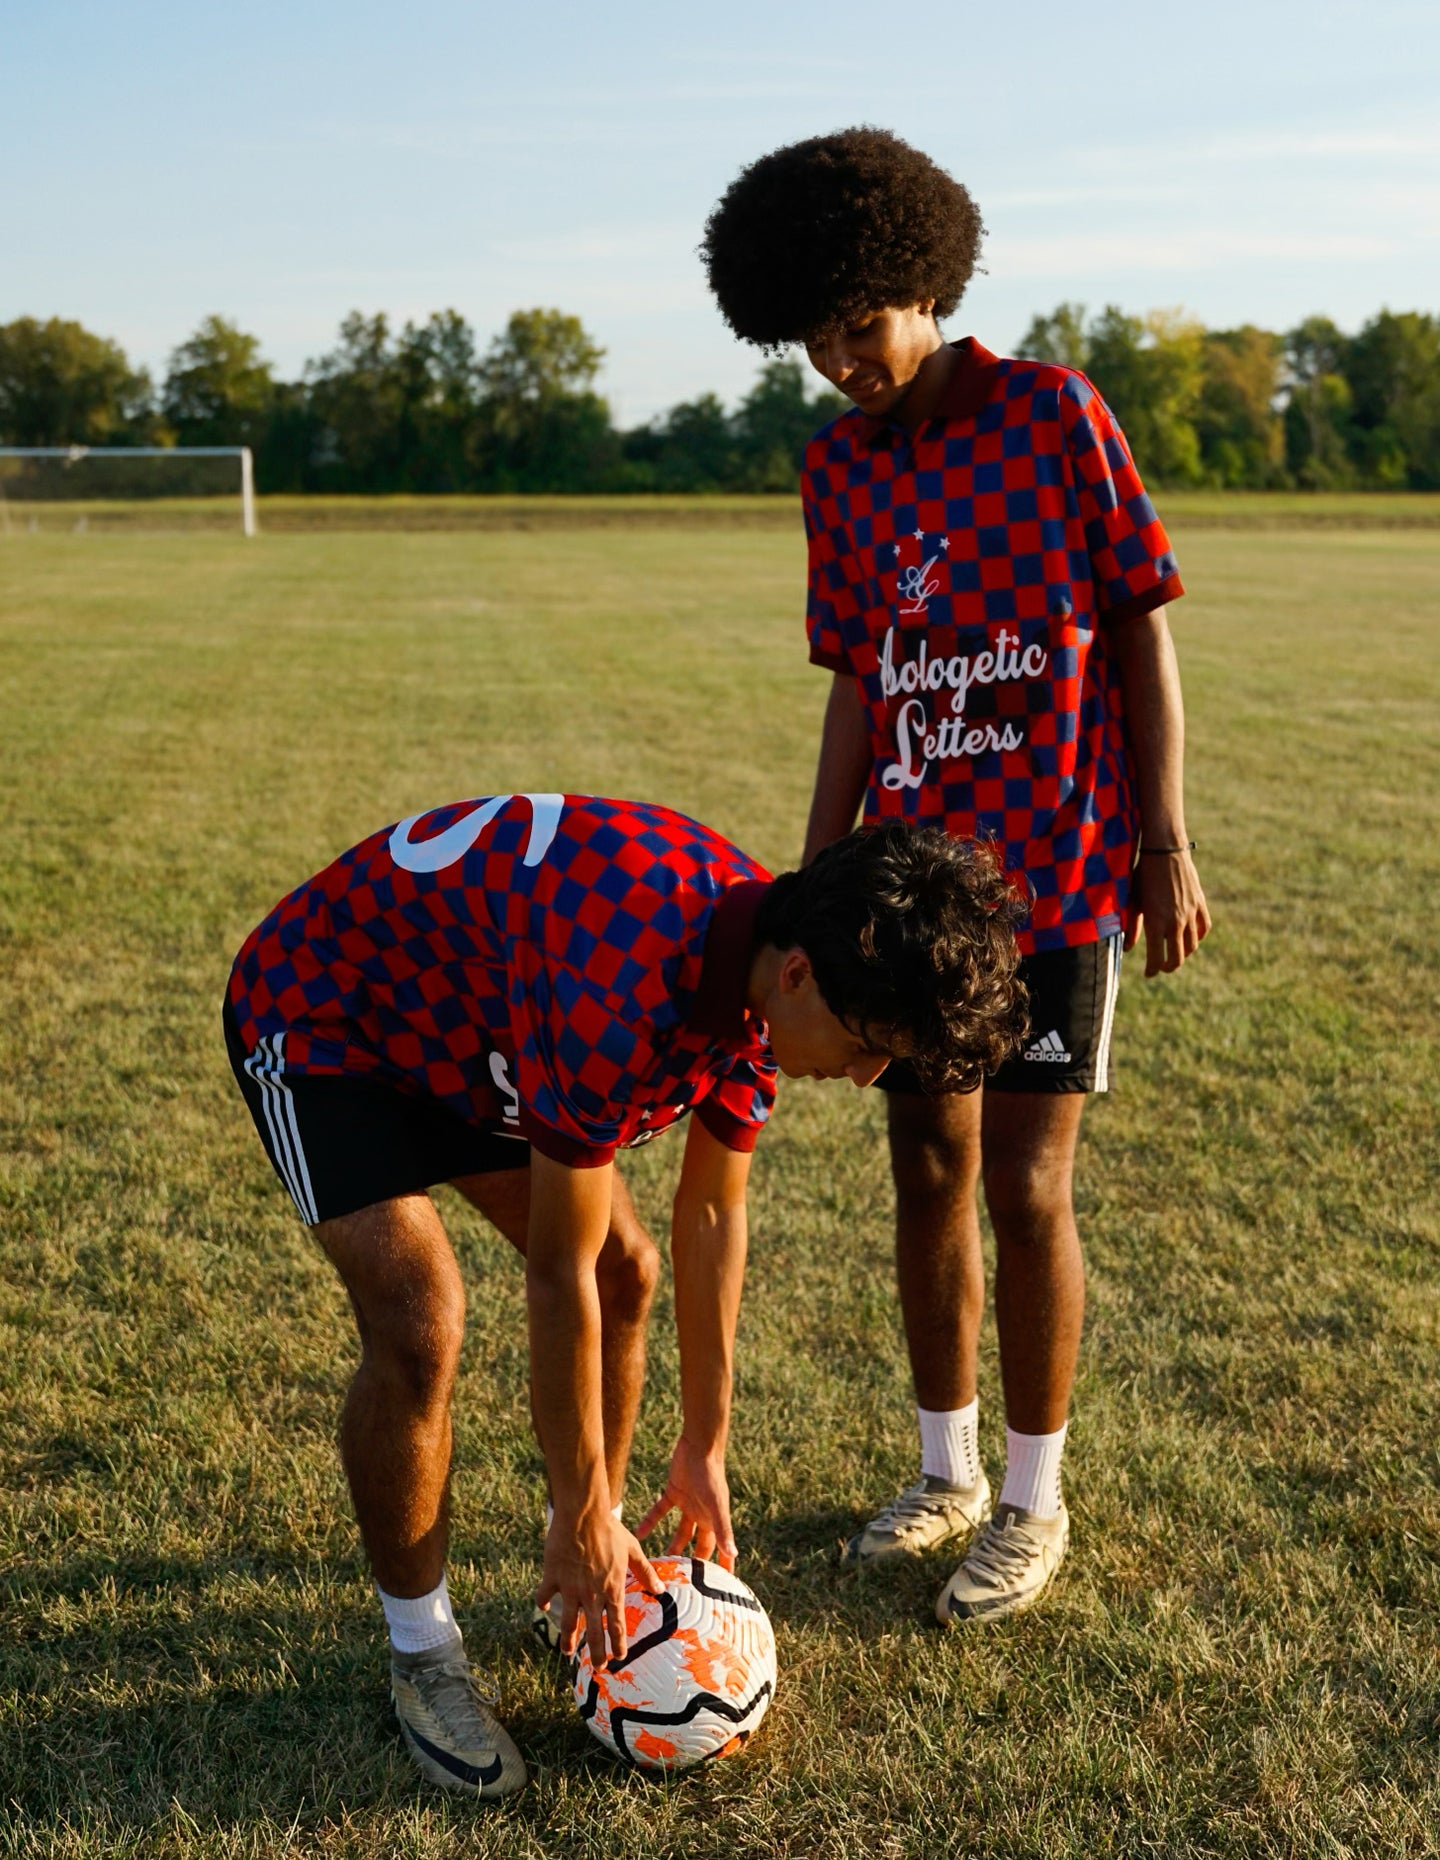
[778,947,813,995]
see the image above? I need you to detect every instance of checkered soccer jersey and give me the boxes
[803,338,1185,954]
[227,793,777,1169]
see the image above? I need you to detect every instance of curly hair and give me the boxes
[756,822,1028,1093]
[702,126,985,350]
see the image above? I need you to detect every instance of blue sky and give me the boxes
[4,0,1437,424]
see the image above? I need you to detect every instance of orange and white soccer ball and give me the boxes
[573,1556,777,1770]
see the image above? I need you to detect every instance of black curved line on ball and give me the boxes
[687,1557,766,1612]
[610,1679,774,1768]
[576,1590,680,1723]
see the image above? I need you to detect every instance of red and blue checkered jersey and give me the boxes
[803,338,1184,954]
[227,793,777,1169]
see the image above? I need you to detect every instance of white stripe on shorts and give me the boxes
[244,1033,320,1224]
[1093,935,1123,1094]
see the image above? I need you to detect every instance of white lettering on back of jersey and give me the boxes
[489,1050,521,1124]
[389,792,565,874]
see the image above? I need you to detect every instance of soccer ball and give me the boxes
[573,1556,777,1770]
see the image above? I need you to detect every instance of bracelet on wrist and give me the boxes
[1140,840,1196,855]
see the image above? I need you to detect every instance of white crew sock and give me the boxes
[379,1572,461,1654]
[998,1424,1068,1519]
[918,1399,981,1489]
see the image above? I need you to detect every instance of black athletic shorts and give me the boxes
[877,932,1123,1098]
[224,999,529,1225]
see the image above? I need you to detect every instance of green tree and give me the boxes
[473,309,618,491]
[1341,309,1440,487]
[731,357,845,492]
[0,316,156,445]
[390,311,481,491]
[1085,307,1205,487]
[622,393,738,491]
[1017,302,1090,370]
[1195,325,1285,487]
[1283,317,1354,487]
[305,312,410,491]
[162,315,275,447]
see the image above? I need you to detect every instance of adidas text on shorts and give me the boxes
[878,933,1122,1097]
[224,999,530,1226]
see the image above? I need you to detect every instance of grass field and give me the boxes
[2,518,1438,1857]
[6,489,1440,534]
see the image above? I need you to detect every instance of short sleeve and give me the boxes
[509,952,645,1168]
[695,1047,777,1154]
[802,456,862,673]
[1059,374,1185,622]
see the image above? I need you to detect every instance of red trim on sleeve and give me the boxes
[518,1107,617,1169]
[696,1098,762,1153]
[809,643,851,673]
[1101,573,1186,625]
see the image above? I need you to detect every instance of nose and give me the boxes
[847,1054,891,1088]
[812,334,852,383]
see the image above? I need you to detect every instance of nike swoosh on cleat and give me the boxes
[401,1720,503,1788]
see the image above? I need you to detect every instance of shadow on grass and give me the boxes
[1,1548,578,1834]
[5,1538,844,1840]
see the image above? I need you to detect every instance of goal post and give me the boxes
[0,445,257,536]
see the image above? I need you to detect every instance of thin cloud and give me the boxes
[991,228,1407,279]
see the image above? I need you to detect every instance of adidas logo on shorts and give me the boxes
[1023,1029,1072,1064]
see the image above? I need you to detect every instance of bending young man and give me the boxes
[704,129,1211,1625]
[225,791,1024,1796]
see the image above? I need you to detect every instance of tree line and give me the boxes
[1,302,1437,493]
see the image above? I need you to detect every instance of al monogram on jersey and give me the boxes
[227,794,777,1169]
[803,340,1185,956]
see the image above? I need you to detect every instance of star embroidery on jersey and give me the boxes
[939,536,950,551]
[912,527,925,541]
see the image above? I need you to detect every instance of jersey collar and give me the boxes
[687,879,769,1039]
[857,336,1002,445]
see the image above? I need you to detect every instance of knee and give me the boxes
[357,1259,466,1405]
[888,1109,979,1205]
[596,1221,660,1323]
[982,1154,1073,1244]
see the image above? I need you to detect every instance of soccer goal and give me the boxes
[0,445,256,536]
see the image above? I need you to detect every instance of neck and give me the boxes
[894,335,958,434]
[745,944,783,1020]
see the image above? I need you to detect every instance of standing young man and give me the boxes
[703,129,1211,1625]
[225,790,1024,1795]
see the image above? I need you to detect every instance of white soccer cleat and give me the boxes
[390,1637,528,1797]
[842,1472,992,1565]
[934,1502,1069,1624]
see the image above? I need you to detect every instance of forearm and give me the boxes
[670,1194,748,1456]
[526,1260,611,1518]
[1111,605,1211,973]
[525,1153,615,1522]
[802,671,872,863]
[1112,607,1189,844]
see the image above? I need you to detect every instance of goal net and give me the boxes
[0,446,256,535]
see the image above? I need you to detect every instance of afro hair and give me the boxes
[702,126,984,350]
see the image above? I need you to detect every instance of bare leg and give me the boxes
[981,1093,1087,1435]
[451,1166,659,1507]
[885,1089,985,1412]
[313,1193,466,1597]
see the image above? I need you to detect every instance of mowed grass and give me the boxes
[1,521,1438,1858]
